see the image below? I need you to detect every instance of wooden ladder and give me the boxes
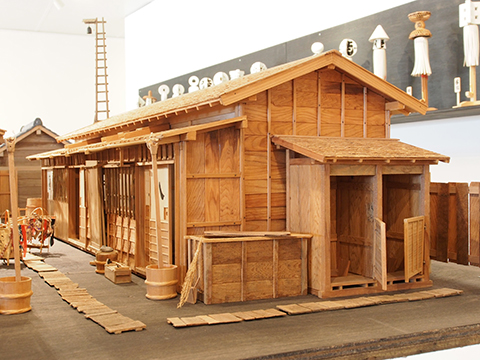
[92,18,110,122]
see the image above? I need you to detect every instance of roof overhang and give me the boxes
[28,116,247,160]
[271,135,449,165]
[57,50,427,143]
[220,51,428,115]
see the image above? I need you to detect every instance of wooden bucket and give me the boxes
[95,250,118,274]
[26,198,43,216]
[145,264,178,300]
[0,276,33,315]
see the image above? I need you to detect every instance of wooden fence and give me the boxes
[430,182,479,266]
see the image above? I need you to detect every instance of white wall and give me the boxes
[391,115,480,184]
[0,29,125,137]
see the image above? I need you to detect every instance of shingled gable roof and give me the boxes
[58,50,427,143]
[0,118,67,155]
[271,136,450,164]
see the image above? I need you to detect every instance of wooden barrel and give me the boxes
[145,264,178,300]
[26,198,43,216]
[95,250,118,274]
[0,276,33,315]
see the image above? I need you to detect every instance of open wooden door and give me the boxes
[373,218,387,290]
[145,165,173,266]
[404,216,425,282]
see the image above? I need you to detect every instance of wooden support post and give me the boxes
[6,137,21,282]
[341,75,345,137]
[267,90,272,231]
[421,75,429,107]
[469,66,477,102]
[363,87,368,138]
[421,166,431,279]
[146,137,163,268]
[317,71,322,136]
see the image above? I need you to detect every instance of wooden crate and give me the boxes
[188,233,310,304]
[105,263,131,284]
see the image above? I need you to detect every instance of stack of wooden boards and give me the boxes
[167,288,463,328]
[23,254,145,334]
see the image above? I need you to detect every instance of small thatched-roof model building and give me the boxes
[30,50,448,302]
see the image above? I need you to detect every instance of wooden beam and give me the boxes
[317,71,322,136]
[385,101,406,112]
[341,74,345,137]
[330,164,376,176]
[267,89,272,231]
[363,87,367,138]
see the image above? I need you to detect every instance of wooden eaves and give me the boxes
[271,135,450,165]
[57,50,426,144]
[28,116,247,160]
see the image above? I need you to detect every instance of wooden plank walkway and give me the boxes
[167,288,462,328]
[23,256,146,334]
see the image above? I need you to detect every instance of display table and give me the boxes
[186,232,311,304]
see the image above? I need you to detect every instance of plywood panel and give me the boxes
[295,123,318,136]
[278,238,302,260]
[271,121,294,135]
[245,280,274,300]
[367,111,385,126]
[211,242,242,264]
[277,278,302,297]
[319,69,343,82]
[244,151,267,180]
[187,179,205,222]
[244,220,268,231]
[470,182,480,266]
[205,131,220,173]
[271,150,286,180]
[245,193,285,208]
[187,132,205,174]
[245,120,268,136]
[244,135,267,152]
[246,262,273,281]
[211,283,242,304]
[277,260,302,279]
[220,178,240,221]
[244,179,267,195]
[296,91,318,107]
[212,264,241,283]
[205,179,220,223]
[296,107,317,123]
[366,90,386,111]
[366,125,385,138]
[219,127,239,173]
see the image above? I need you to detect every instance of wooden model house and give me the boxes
[0,119,66,215]
[29,50,449,302]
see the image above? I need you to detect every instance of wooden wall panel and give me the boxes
[470,182,480,266]
[430,183,449,262]
[0,170,10,215]
[383,174,422,273]
[335,177,373,277]
[186,126,241,234]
